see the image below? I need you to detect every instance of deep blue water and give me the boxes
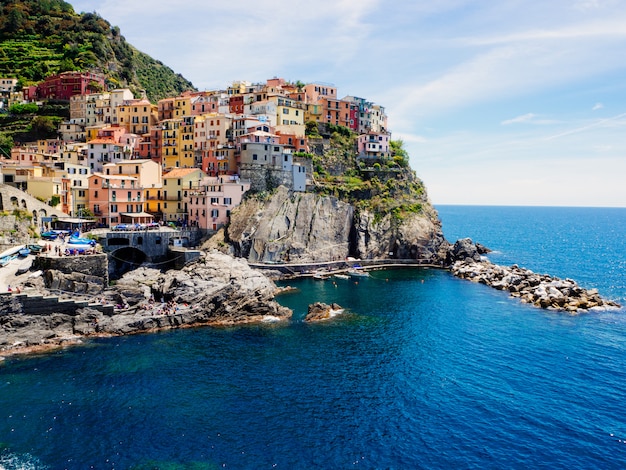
[1,205,626,469]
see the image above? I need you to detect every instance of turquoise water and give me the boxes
[1,206,626,469]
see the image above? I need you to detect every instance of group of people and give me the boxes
[43,243,96,256]
[135,295,192,316]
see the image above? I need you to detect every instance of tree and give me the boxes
[390,139,409,167]
[87,80,103,93]
[30,116,60,138]
[5,8,25,34]
[0,133,14,159]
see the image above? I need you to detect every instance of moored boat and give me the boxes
[18,247,30,257]
[68,237,96,246]
[348,268,370,278]
[0,255,16,267]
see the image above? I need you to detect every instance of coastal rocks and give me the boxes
[446,238,484,264]
[451,260,620,313]
[0,251,292,356]
[107,250,293,326]
[304,302,344,322]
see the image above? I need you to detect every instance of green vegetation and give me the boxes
[8,102,38,114]
[308,123,426,224]
[0,0,195,102]
[0,108,62,143]
[12,208,32,220]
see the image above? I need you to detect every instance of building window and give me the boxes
[224,197,232,205]
[252,154,258,161]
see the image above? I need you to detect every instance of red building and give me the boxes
[36,72,105,101]
[229,95,244,114]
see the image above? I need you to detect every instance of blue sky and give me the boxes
[70,0,626,207]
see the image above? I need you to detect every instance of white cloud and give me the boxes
[593,102,604,110]
[544,113,626,140]
[501,113,537,125]
[501,113,560,125]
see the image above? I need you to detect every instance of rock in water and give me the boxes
[304,302,344,322]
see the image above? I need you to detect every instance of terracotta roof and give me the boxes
[164,168,205,179]
[88,138,117,145]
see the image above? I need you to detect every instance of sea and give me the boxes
[1,205,626,470]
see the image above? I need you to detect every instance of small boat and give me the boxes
[16,263,32,275]
[27,244,43,253]
[313,271,329,280]
[0,255,15,267]
[348,268,370,278]
[18,247,30,257]
[40,231,58,240]
[334,273,350,280]
[68,236,96,246]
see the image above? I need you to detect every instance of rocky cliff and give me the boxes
[211,185,449,265]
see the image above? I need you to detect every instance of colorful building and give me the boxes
[186,175,251,230]
[159,168,207,224]
[35,71,105,101]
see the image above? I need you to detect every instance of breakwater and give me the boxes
[451,259,621,313]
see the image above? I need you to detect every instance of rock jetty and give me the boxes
[451,259,620,313]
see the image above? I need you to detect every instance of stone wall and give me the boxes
[0,291,113,315]
[0,183,67,250]
[34,253,109,293]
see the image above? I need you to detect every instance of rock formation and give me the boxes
[0,251,292,356]
[304,302,345,322]
[451,259,620,313]
[213,186,450,264]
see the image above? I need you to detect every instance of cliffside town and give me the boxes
[1,74,398,234]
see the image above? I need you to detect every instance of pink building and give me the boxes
[186,175,251,231]
[357,132,390,158]
[87,172,145,227]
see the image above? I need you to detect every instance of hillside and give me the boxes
[209,123,449,264]
[0,0,196,102]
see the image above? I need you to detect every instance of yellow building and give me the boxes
[274,96,306,137]
[180,116,196,169]
[118,99,158,135]
[159,168,207,224]
[173,96,191,118]
[161,119,180,171]
[161,118,195,170]
[1,163,44,192]
[27,177,63,209]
